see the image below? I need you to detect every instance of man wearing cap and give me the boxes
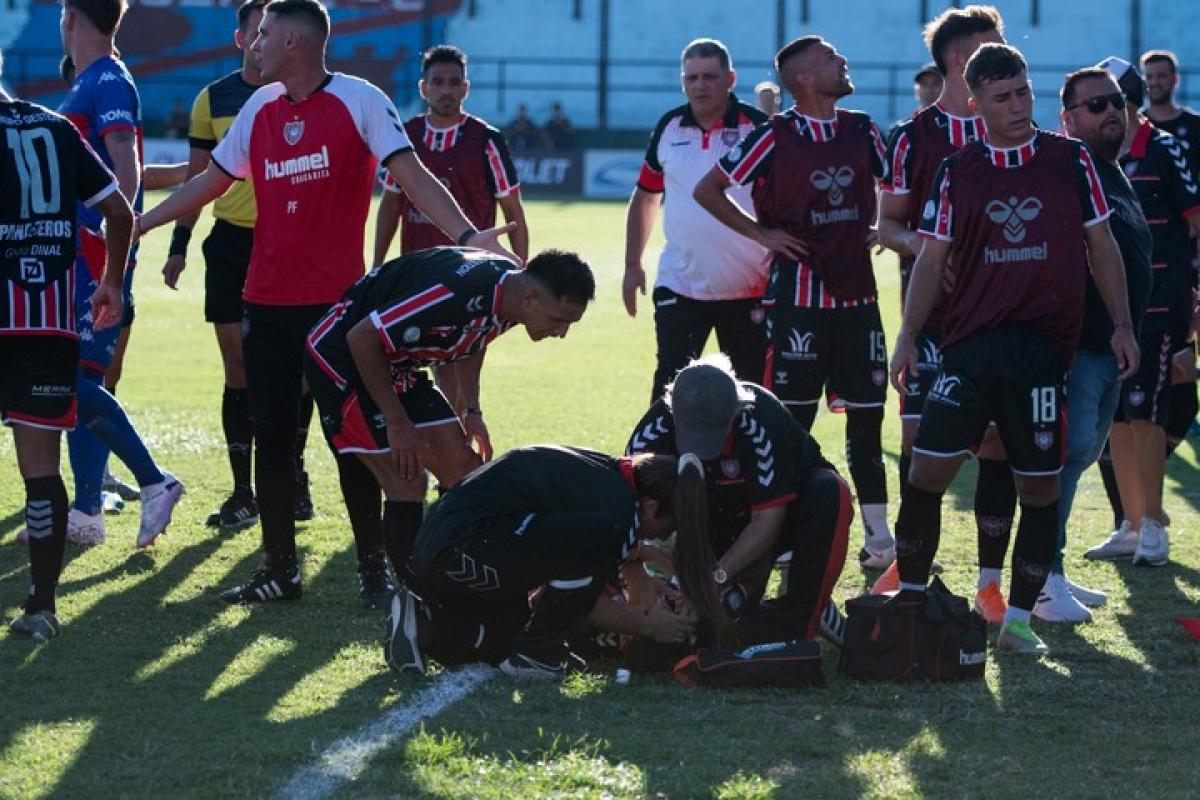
[1086,57,1200,569]
[913,63,943,114]
[626,354,852,645]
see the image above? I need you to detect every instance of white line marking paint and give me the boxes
[276,665,494,800]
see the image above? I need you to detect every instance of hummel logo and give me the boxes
[929,374,962,406]
[809,165,855,206]
[985,195,1042,243]
[787,329,814,356]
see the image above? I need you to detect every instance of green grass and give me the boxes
[2,196,1200,800]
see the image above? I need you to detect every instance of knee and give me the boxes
[908,455,955,493]
[976,427,1007,459]
[1015,475,1059,507]
[436,445,482,489]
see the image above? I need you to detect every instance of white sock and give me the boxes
[977,567,1002,590]
[1003,606,1031,626]
[899,581,926,593]
[860,503,893,544]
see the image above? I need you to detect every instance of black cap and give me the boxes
[914,62,941,83]
[1097,56,1146,107]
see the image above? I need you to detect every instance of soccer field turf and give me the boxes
[2,196,1199,799]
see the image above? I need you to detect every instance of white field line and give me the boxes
[276,665,494,800]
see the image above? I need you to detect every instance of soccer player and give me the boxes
[876,5,1016,621]
[1084,57,1200,569]
[694,36,895,570]
[624,38,768,402]
[383,445,694,679]
[626,356,852,649]
[890,44,1138,654]
[1049,66,1152,620]
[3,51,134,640]
[305,246,594,593]
[372,44,527,412]
[137,0,518,606]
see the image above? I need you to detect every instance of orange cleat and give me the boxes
[870,561,900,595]
[974,580,1008,624]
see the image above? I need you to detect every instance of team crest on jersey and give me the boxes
[1034,430,1054,451]
[283,119,305,146]
[720,458,741,479]
[872,369,886,386]
[403,326,421,343]
[1129,390,1145,406]
[721,129,740,146]
[922,200,936,221]
[728,144,743,161]
[750,307,766,325]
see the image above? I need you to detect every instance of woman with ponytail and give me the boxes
[627,354,853,648]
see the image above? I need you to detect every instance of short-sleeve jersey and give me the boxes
[378,113,518,254]
[720,108,888,305]
[626,383,831,552]
[1119,119,1200,329]
[1,100,117,336]
[882,104,987,334]
[212,73,412,306]
[188,71,259,228]
[306,247,515,391]
[918,131,1110,361]
[413,445,640,571]
[1151,108,1200,176]
[637,95,768,301]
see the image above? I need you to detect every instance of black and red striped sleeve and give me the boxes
[637,111,674,193]
[917,157,954,241]
[368,283,454,355]
[881,120,915,195]
[718,123,776,186]
[868,118,889,182]
[482,126,520,198]
[1074,143,1112,227]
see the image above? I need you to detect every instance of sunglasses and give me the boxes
[1067,92,1126,114]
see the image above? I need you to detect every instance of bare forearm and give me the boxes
[717,511,783,579]
[897,240,948,339]
[452,351,484,412]
[498,194,529,262]
[624,188,659,267]
[140,164,232,232]
[347,323,409,425]
[105,132,140,205]
[694,172,762,242]
[97,193,133,287]
[172,150,212,231]
[372,190,401,267]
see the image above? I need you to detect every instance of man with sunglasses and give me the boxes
[1051,68,1151,619]
[1085,57,1200,569]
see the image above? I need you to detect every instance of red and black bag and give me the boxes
[838,577,987,682]
[672,640,825,688]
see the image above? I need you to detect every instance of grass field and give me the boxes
[2,195,1199,800]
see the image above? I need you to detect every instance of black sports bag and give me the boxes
[673,640,825,688]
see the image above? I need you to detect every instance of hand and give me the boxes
[386,419,424,481]
[90,282,124,331]
[1111,325,1140,380]
[641,595,697,644]
[629,540,674,575]
[130,214,144,246]
[623,563,664,613]
[162,254,186,290]
[756,228,809,261]
[466,222,522,266]
[462,411,493,462]
[890,334,918,394]
[622,264,646,317]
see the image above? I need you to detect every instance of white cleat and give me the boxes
[1132,519,1169,567]
[1064,575,1107,608]
[1084,521,1138,561]
[101,491,125,514]
[137,473,184,548]
[1033,573,1093,623]
[66,509,106,547]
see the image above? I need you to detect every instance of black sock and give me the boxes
[222,387,253,492]
[1009,502,1057,612]
[335,454,383,566]
[383,501,424,581]
[898,451,912,500]
[296,391,314,475]
[895,486,943,587]
[845,407,887,505]
[1165,382,1198,455]
[24,476,69,614]
[1098,445,1124,529]
[975,458,1016,570]
[789,402,818,431]
[255,429,298,570]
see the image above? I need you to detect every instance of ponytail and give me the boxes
[673,459,739,649]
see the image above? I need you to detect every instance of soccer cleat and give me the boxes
[103,470,141,502]
[498,652,567,681]
[1064,576,1107,608]
[359,560,395,611]
[1084,521,1139,561]
[1033,573,1092,623]
[66,509,105,547]
[384,587,429,675]
[996,618,1049,655]
[219,566,302,605]
[206,489,258,531]
[858,542,896,571]
[102,491,125,514]
[1132,519,1169,567]
[974,580,1009,624]
[294,470,314,522]
[870,561,900,595]
[136,473,184,548]
[9,610,61,643]
[819,601,845,647]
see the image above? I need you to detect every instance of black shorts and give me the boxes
[305,359,458,454]
[0,335,79,430]
[898,330,943,420]
[913,326,1067,476]
[203,219,254,325]
[763,302,887,410]
[1116,315,1172,425]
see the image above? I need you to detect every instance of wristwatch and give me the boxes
[713,566,728,586]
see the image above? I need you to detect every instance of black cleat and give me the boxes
[206,489,259,531]
[359,561,395,610]
[219,567,302,605]
[384,586,430,676]
[294,471,314,521]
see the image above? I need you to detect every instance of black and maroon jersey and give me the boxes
[306,247,515,391]
[626,383,831,552]
[720,108,888,305]
[918,131,1110,361]
[1,99,117,337]
[1151,108,1200,176]
[882,104,987,334]
[379,113,518,254]
[1120,119,1200,330]
[211,73,413,306]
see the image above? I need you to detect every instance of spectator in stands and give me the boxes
[913,63,943,112]
[165,99,189,138]
[505,103,542,152]
[754,80,781,115]
[544,101,575,150]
